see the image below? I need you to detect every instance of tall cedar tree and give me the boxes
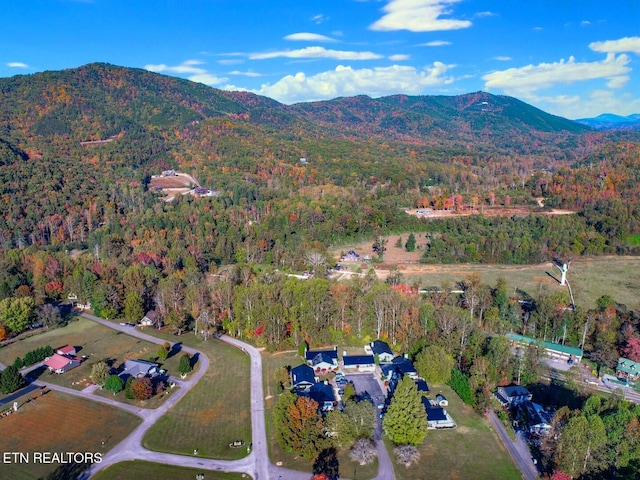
[0,365,25,394]
[383,375,428,446]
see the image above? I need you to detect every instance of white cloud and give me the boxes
[388,54,410,61]
[370,0,472,32]
[311,14,329,24]
[218,59,244,66]
[580,20,591,27]
[228,70,263,77]
[492,56,512,61]
[535,90,640,119]
[6,62,28,68]
[482,53,631,96]
[418,40,451,47]
[144,60,227,86]
[284,32,336,42]
[247,62,455,104]
[475,11,497,18]
[249,46,383,60]
[144,60,206,75]
[589,36,640,54]
[189,73,227,85]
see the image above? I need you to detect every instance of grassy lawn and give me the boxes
[0,390,140,480]
[0,318,182,395]
[388,385,521,480]
[143,337,251,460]
[262,351,379,480]
[92,460,249,480]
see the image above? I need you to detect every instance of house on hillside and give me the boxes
[519,401,552,436]
[342,355,376,372]
[494,385,532,408]
[370,339,394,363]
[121,359,159,379]
[291,364,317,392]
[44,353,82,374]
[305,348,338,372]
[340,250,360,262]
[616,357,640,381]
[140,310,162,328]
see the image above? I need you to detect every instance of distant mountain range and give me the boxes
[575,113,640,131]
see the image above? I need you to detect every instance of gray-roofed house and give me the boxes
[121,359,159,379]
[291,364,317,392]
[494,385,532,408]
[140,310,162,328]
[370,339,394,363]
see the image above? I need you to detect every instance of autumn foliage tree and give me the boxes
[130,376,153,400]
[621,337,640,362]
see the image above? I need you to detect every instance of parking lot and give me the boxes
[344,374,386,406]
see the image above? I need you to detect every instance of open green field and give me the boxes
[0,390,140,480]
[143,337,251,460]
[389,384,521,480]
[262,351,379,480]
[395,256,640,311]
[0,318,182,395]
[92,461,249,480]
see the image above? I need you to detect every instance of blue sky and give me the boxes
[1,0,639,119]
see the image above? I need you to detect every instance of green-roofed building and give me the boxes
[506,333,583,363]
[616,357,640,381]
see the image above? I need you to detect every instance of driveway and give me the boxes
[345,373,396,480]
[486,409,539,480]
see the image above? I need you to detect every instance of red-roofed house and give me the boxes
[44,353,82,374]
[56,345,76,356]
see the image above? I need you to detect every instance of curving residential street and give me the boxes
[3,312,397,479]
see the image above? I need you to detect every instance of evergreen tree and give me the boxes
[405,233,416,252]
[123,291,145,323]
[0,365,25,394]
[383,375,428,445]
[178,353,192,375]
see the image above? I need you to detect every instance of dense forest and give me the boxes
[1,61,640,478]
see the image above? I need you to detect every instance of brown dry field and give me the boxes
[149,175,194,189]
[0,390,139,479]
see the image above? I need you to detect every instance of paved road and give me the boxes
[2,313,398,479]
[486,409,538,480]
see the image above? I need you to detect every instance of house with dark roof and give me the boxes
[121,359,159,379]
[291,364,317,392]
[370,340,394,363]
[342,355,375,372]
[518,401,552,436]
[305,348,338,371]
[44,353,82,374]
[617,357,640,381]
[382,355,418,381]
[494,385,532,408]
[422,398,456,429]
[308,381,336,411]
[415,379,430,395]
